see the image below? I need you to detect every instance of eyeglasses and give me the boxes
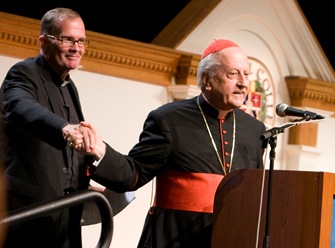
[45,34,89,48]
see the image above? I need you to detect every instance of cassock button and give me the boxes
[225,152,230,156]
[226,163,230,168]
[224,141,229,145]
[222,130,227,134]
[62,168,68,173]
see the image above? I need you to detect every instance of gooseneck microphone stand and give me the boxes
[260,121,302,248]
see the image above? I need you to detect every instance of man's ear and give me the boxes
[201,74,209,85]
[39,35,49,51]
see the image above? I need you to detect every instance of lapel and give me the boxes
[67,82,84,121]
[34,55,84,121]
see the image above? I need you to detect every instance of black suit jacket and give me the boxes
[0,54,90,211]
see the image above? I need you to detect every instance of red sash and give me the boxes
[154,170,224,213]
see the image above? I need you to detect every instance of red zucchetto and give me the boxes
[201,39,240,59]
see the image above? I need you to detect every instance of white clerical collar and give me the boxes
[61,80,70,87]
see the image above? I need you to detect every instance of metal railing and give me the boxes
[0,190,113,248]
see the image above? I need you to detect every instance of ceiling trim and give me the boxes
[0,12,200,86]
[151,0,221,48]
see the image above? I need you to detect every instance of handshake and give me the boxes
[62,121,106,161]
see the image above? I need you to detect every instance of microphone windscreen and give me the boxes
[276,103,288,117]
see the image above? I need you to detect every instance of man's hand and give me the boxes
[80,121,106,161]
[62,124,95,152]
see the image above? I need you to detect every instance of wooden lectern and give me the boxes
[211,169,335,248]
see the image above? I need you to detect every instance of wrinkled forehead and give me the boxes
[217,48,250,70]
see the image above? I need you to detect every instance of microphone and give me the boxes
[276,103,324,120]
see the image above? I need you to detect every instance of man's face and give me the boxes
[41,17,87,78]
[207,47,250,110]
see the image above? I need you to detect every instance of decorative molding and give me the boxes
[280,1,335,81]
[2,12,335,115]
[151,0,221,48]
[285,75,335,148]
[0,11,200,87]
[285,76,335,114]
